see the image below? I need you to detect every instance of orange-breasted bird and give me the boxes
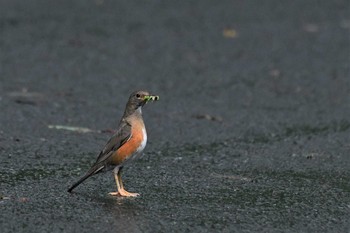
[67,90,159,197]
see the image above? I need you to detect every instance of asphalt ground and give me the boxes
[0,0,350,232]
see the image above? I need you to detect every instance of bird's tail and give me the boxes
[67,165,104,193]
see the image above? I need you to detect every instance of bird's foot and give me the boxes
[109,189,139,197]
[119,189,139,197]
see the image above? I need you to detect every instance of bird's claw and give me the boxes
[108,190,139,197]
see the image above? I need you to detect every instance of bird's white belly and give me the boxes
[136,128,147,153]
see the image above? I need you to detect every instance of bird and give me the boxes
[67,90,159,197]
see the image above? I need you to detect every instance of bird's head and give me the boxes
[125,90,159,115]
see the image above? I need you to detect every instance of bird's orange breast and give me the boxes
[111,125,145,165]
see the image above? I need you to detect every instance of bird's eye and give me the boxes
[136,94,141,98]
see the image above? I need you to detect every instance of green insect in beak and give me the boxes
[144,95,160,102]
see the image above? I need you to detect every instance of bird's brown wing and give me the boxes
[67,121,132,193]
[95,120,132,164]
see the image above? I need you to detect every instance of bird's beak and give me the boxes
[143,95,159,103]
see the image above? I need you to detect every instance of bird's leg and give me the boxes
[108,167,139,197]
[117,167,124,190]
[117,167,139,197]
[108,167,121,196]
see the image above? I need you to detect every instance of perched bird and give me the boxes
[68,90,159,197]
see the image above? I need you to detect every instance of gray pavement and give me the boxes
[0,0,350,232]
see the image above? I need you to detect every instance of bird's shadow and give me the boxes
[67,190,147,231]
[69,190,141,209]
